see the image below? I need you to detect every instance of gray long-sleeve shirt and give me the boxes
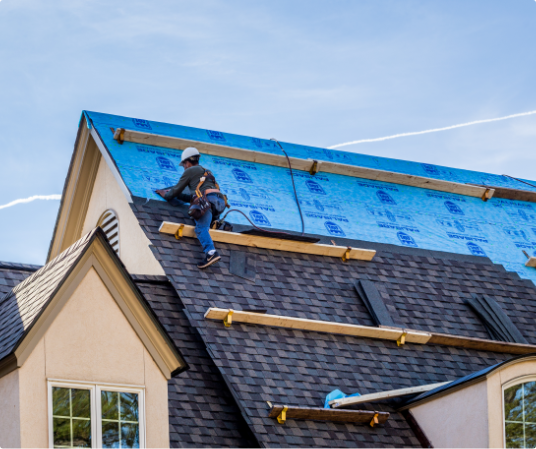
[164,165,217,201]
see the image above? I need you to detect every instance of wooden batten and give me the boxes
[469,183,536,203]
[116,129,494,200]
[268,405,389,424]
[159,222,376,261]
[329,381,450,408]
[204,308,432,344]
[526,257,536,268]
[205,308,536,355]
[427,333,536,354]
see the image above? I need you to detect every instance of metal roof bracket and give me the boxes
[397,332,407,346]
[481,188,493,201]
[370,413,379,427]
[113,128,126,144]
[342,246,352,262]
[174,224,185,240]
[309,160,320,175]
[223,309,234,327]
[277,406,288,424]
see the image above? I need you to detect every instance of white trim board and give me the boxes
[114,128,495,200]
[91,128,133,203]
[329,381,450,408]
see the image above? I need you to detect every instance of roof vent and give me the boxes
[97,210,119,256]
[466,295,527,344]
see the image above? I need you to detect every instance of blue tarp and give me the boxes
[85,111,536,284]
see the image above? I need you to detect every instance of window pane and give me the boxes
[121,423,140,448]
[53,417,71,447]
[120,393,139,423]
[526,423,536,448]
[53,387,70,417]
[525,382,536,424]
[72,419,92,448]
[505,384,524,422]
[102,391,119,421]
[72,389,91,419]
[102,421,120,448]
[505,422,524,448]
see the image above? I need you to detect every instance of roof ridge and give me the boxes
[0,261,42,272]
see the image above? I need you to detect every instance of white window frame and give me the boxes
[502,375,536,448]
[48,380,145,449]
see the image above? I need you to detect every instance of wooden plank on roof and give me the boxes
[268,405,389,424]
[469,184,536,203]
[329,381,450,408]
[116,129,494,199]
[205,308,536,354]
[427,332,536,354]
[159,222,376,261]
[204,308,432,344]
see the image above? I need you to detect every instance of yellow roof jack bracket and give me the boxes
[482,188,493,202]
[174,224,185,240]
[113,128,126,144]
[277,406,288,424]
[223,309,234,328]
[309,160,320,175]
[397,331,407,347]
[370,413,379,427]
[342,247,352,262]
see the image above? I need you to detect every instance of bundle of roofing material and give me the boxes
[465,295,528,344]
[354,280,397,327]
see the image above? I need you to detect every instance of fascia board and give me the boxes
[90,127,132,203]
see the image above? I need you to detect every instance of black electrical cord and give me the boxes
[502,174,536,190]
[216,209,293,235]
[270,137,305,236]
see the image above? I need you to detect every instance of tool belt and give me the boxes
[188,170,229,220]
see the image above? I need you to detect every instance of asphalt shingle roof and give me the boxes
[0,230,95,361]
[133,276,258,448]
[131,198,536,447]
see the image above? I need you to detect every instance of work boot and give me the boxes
[197,251,221,269]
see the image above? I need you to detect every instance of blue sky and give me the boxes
[0,0,535,265]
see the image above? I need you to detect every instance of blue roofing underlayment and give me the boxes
[84,111,536,283]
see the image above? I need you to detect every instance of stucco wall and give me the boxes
[411,380,489,448]
[0,368,21,448]
[82,156,164,276]
[17,268,169,448]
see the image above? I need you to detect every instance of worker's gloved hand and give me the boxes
[155,189,170,199]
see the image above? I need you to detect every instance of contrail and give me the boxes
[329,109,536,149]
[0,194,61,211]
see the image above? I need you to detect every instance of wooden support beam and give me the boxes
[268,404,389,424]
[159,222,376,261]
[204,308,432,344]
[526,257,536,268]
[427,332,536,354]
[205,308,536,355]
[116,129,494,200]
[469,183,536,203]
[329,382,450,408]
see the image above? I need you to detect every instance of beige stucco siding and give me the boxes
[82,156,164,276]
[411,380,489,448]
[0,369,21,448]
[17,268,169,448]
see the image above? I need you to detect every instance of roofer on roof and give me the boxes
[156,147,226,269]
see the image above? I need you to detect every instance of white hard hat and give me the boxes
[180,147,200,166]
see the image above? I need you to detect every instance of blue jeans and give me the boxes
[195,193,226,254]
